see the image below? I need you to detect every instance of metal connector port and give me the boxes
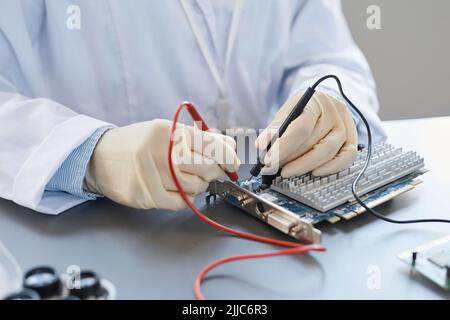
[207,180,322,243]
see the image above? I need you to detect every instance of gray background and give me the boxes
[342,0,450,120]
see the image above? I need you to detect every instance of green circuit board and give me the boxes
[398,235,450,290]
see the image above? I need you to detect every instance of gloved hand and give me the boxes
[255,90,358,177]
[85,119,240,210]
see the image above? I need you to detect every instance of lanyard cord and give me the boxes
[180,0,245,98]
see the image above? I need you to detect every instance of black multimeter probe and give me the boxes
[248,86,316,179]
[248,74,450,225]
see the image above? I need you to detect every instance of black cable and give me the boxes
[312,74,450,224]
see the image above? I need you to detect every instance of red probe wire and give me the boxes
[168,101,326,300]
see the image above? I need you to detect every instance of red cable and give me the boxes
[168,102,326,300]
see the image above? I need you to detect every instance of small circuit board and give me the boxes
[207,169,426,243]
[398,235,450,291]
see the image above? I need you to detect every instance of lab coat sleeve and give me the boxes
[0,91,113,215]
[281,0,387,144]
[0,35,113,214]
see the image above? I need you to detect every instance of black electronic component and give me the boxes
[3,265,114,300]
[23,266,61,299]
[69,270,101,299]
[260,172,279,188]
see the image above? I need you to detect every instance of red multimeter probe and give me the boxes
[168,101,325,300]
[179,101,239,181]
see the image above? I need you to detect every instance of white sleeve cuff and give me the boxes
[12,114,114,214]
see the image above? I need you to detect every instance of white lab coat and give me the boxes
[0,0,386,214]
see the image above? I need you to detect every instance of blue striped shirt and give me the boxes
[45,126,112,199]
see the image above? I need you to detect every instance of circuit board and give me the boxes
[398,235,450,290]
[241,169,426,225]
[207,168,427,243]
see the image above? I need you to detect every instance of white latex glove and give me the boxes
[85,119,240,210]
[255,90,358,177]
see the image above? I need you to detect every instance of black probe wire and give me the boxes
[312,74,450,224]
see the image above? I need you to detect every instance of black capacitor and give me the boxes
[261,174,277,188]
[69,270,101,299]
[4,288,40,300]
[95,286,110,300]
[23,266,61,299]
[412,251,418,265]
[260,169,282,188]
